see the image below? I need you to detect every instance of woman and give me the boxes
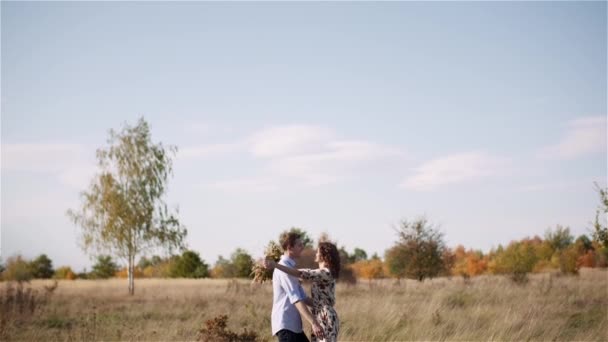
[265,242,340,342]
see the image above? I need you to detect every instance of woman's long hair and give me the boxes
[318,242,340,279]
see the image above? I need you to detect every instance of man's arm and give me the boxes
[294,301,324,340]
[302,297,314,307]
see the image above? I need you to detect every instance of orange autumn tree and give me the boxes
[451,245,468,277]
[351,258,384,283]
[451,245,487,277]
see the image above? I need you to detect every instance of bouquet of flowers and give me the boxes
[251,241,283,283]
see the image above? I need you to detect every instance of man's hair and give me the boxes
[280,232,301,251]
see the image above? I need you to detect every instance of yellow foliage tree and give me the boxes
[54,266,76,280]
[351,259,384,282]
[115,267,145,279]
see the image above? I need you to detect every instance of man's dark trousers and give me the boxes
[276,329,309,342]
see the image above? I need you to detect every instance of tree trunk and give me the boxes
[128,254,135,295]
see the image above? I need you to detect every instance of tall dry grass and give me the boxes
[1,268,606,341]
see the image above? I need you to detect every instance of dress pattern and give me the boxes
[299,268,339,342]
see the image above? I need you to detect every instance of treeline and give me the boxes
[0,249,250,281]
[2,224,606,284]
[356,223,607,284]
[3,183,606,283]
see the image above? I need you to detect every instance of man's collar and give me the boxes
[280,255,296,267]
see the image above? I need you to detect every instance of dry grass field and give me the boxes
[2,268,607,341]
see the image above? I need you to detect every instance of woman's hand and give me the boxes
[263,258,276,270]
[312,321,325,340]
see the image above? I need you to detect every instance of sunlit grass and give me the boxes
[2,269,607,341]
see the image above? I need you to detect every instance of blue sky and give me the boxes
[2,1,606,271]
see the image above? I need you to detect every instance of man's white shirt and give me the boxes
[271,255,308,335]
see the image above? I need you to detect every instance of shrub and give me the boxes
[559,245,580,275]
[385,217,446,281]
[1,256,33,282]
[54,267,76,280]
[0,281,54,340]
[494,239,539,283]
[595,246,608,267]
[351,259,384,282]
[577,250,596,268]
[197,314,258,342]
[90,255,119,279]
[115,267,145,279]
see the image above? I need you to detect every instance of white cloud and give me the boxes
[183,122,214,135]
[3,192,78,221]
[2,143,96,189]
[249,125,332,158]
[178,124,405,189]
[326,140,402,162]
[178,142,245,160]
[269,140,403,186]
[401,152,508,191]
[181,122,238,137]
[269,155,341,186]
[273,140,400,166]
[58,165,98,190]
[540,116,606,159]
[202,178,279,193]
[2,143,86,172]
[512,180,596,193]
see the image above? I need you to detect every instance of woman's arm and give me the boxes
[274,263,302,278]
[264,259,302,278]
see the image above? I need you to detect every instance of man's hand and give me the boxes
[294,301,324,340]
[312,321,324,340]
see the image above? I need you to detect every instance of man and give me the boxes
[272,232,324,342]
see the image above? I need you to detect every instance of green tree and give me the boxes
[338,247,351,265]
[212,255,236,278]
[575,235,593,252]
[2,255,33,282]
[138,255,163,269]
[350,248,368,263]
[91,255,119,279]
[493,239,539,283]
[230,248,254,278]
[29,254,54,279]
[76,268,90,279]
[544,225,573,252]
[138,256,153,269]
[388,217,446,281]
[170,250,209,278]
[384,244,409,279]
[67,118,187,295]
[593,183,608,248]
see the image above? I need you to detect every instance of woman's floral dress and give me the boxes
[300,268,339,342]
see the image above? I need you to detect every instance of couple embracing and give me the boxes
[262,232,340,342]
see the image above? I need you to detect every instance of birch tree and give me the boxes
[67,117,187,295]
